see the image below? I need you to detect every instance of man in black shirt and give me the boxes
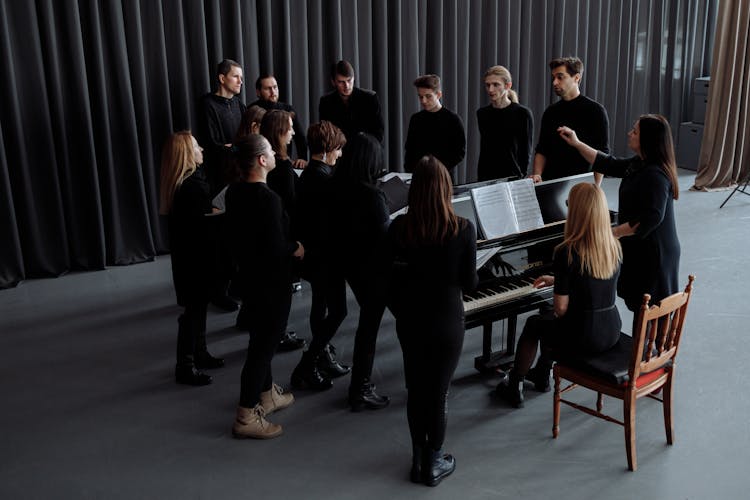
[404,74,466,180]
[530,57,608,183]
[249,75,308,168]
[197,59,246,195]
[319,60,384,143]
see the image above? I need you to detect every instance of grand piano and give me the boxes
[453,173,613,373]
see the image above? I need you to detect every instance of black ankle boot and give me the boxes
[291,352,333,391]
[410,445,423,483]
[496,371,524,408]
[278,331,306,352]
[526,365,551,392]
[422,448,456,486]
[194,352,225,369]
[175,365,212,386]
[317,344,350,378]
[348,381,390,411]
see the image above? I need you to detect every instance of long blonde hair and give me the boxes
[557,183,621,279]
[159,131,197,215]
[484,65,519,103]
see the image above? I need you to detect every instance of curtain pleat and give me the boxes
[0,0,717,289]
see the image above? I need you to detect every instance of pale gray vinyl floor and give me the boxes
[1,169,749,499]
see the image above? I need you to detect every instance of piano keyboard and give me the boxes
[463,276,552,313]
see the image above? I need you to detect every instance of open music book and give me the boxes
[470,179,544,240]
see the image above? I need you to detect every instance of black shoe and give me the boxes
[195,352,225,369]
[349,382,390,411]
[291,354,333,391]
[211,295,239,312]
[278,331,306,352]
[410,445,423,483]
[526,365,551,392]
[422,449,456,487]
[495,373,524,408]
[317,344,350,378]
[175,366,212,386]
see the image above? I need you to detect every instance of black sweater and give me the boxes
[476,102,533,180]
[404,107,466,173]
[319,87,384,143]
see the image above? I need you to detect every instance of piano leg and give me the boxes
[474,315,518,374]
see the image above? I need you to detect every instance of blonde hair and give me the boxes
[159,131,197,215]
[556,183,621,279]
[484,65,519,103]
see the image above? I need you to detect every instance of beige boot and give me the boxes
[260,383,295,415]
[232,404,282,439]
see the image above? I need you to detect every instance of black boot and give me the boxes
[175,365,212,386]
[291,351,333,391]
[410,444,423,483]
[496,370,524,408]
[422,448,456,486]
[317,344,350,378]
[194,330,225,369]
[278,331,306,352]
[348,380,390,411]
[526,364,551,392]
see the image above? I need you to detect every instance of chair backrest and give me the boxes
[630,276,695,381]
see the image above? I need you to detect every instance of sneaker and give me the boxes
[260,383,295,415]
[232,405,282,439]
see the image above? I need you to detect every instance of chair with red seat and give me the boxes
[552,275,695,471]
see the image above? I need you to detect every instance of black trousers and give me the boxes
[346,270,387,389]
[238,290,291,408]
[176,301,209,368]
[397,319,464,451]
[306,271,348,357]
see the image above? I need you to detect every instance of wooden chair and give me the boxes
[552,275,695,471]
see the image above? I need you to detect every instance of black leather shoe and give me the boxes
[278,331,306,352]
[291,355,333,391]
[495,373,524,408]
[349,382,390,411]
[211,294,239,312]
[526,366,551,392]
[423,449,456,487]
[194,352,225,369]
[175,366,212,386]
[317,344,350,378]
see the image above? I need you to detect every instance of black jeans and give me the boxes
[346,271,387,389]
[176,301,208,368]
[238,290,291,408]
[306,271,348,357]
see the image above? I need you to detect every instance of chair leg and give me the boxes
[552,368,561,438]
[624,394,637,471]
[663,375,674,445]
[596,392,603,413]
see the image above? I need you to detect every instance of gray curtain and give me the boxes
[693,0,750,190]
[0,0,717,288]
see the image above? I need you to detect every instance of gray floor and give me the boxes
[1,170,749,499]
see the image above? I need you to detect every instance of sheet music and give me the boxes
[470,183,519,239]
[509,179,544,232]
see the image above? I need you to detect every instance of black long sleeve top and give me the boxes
[404,107,466,173]
[535,95,609,180]
[266,156,298,220]
[319,87,384,143]
[476,102,533,180]
[294,160,334,277]
[196,93,245,193]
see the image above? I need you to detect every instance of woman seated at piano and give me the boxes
[387,155,478,486]
[496,182,622,408]
[557,114,681,319]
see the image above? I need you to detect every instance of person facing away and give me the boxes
[495,182,622,408]
[197,58,246,195]
[158,131,225,387]
[387,155,478,486]
[476,65,533,181]
[530,57,609,184]
[404,74,466,181]
[319,60,384,143]
[249,74,308,168]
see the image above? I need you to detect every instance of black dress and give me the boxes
[225,181,299,407]
[593,153,680,310]
[387,216,478,450]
